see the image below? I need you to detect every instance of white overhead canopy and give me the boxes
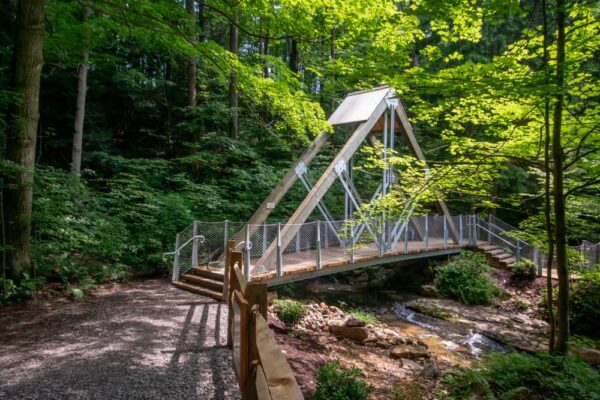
[327,86,393,126]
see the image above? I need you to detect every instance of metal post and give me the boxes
[350,225,355,263]
[296,227,301,253]
[535,248,542,277]
[262,223,267,253]
[404,223,409,254]
[443,216,448,249]
[223,220,229,253]
[516,239,521,262]
[244,224,251,281]
[424,214,429,251]
[316,221,322,270]
[172,233,181,282]
[276,223,283,277]
[459,215,463,247]
[191,221,199,267]
[324,223,329,249]
[488,214,492,243]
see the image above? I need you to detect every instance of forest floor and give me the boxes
[0,279,240,400]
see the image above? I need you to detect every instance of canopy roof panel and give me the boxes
[327,86,392,126]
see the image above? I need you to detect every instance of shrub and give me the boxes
[512,258,537,280]
[348,308,378,326]
[571,268,600,337]
[273,299,306,327]
[313,360,372,400]
[440,352,600,400]
[435,251,500,305]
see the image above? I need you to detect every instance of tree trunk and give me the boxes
[228,14,239,140]
[4,0,45,279]
[186,0,197,107]
[541,0,555,352]
[552,0,569,355]
[289,39,299,73]
[71,6,91,175]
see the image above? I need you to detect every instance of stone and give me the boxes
[319,302,327,309]
[390,344,429,360]
[376,340,392,349]
[345,317,366,327]
[400,358,423,372]
[572,347,600,365]
[328,320,369,341]
[420,285,440,298]
[420,363,440,379]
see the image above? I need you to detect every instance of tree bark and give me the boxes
[186,0,197,107]
[228,13,239,140]
[541,0,555,352]
[552,0,569,355]
[71,6,91,175]
[289,39,299,73]
[4,0,45,279]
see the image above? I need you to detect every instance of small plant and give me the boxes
[435,251,500,305]
[348,308,378,326]
[440,351,600,400]
[570,268,600,337]
[516,298,532,311]
[512,258,537,280]
[313,360,372,400]
[273,299,307,327]
[394,382,425,400]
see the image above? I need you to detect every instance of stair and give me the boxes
[173,266,224,301]
[476,244,517,271]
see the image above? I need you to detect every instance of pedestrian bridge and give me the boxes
[164,86,578,296]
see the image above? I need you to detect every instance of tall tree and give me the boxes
[185,0,197,108]
[229,12,239,140]
[552,0,569,355]
[71,6,91,175]
[4,0,45,278]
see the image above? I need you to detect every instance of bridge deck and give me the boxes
[250,238,474,286]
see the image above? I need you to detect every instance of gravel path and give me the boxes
[0,279,241,400]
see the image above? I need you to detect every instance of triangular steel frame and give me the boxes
[248,86,458,270]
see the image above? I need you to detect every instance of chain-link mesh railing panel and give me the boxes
[281,222,319,272]
[576,241,600,270]
[428,215,445,241]
[174,222,195,278]
[246,223,279,274]
[354,226,379,258]
[319,220,348,266]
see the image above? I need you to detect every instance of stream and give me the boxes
[292,277,507,357]
[391,302,507,356]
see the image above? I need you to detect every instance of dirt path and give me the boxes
[0,279,240,400]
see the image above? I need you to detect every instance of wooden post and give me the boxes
[245,283,268,320]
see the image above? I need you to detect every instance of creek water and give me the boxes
[391,302,507,356]
[291,279,506,357]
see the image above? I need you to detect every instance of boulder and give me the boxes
[420,285,440,298]
[345,317,366,327]
[572,347,600,365]
[420,363,440,379]
[328,319,368,341]
[390,344,429,360]
[400,358,423,372]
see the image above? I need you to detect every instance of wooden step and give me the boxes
[478,245,500,251]
[487,249,506,256]
[495,253,513,261]
[173,281,223,300]
[181,274,223,291]
[191,266,225,281]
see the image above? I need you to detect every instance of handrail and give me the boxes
[475,223,518,250]
[487,220,534,247]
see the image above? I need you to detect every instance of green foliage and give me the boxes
[313,360,372,400]
[440,352,600,400]
[435,251,500,305]
[0,275,45,304]
[348,308,378,326]
[512,258,537,280]
[273,299,307,327]
[393,382,426,400]
[570,268,600,337]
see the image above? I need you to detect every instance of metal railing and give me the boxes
[166,214,598,282]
